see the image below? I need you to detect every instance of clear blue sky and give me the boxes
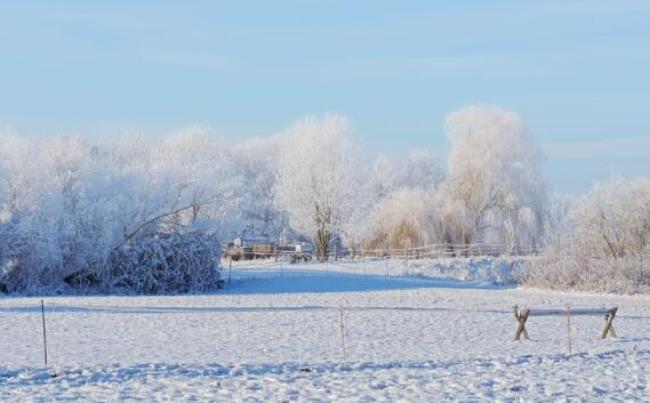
[1,1,648,192]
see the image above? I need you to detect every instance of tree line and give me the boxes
[1,105,647,293]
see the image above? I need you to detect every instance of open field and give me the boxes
[1,261,648,401]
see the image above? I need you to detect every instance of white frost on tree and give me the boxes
[525,177,650,293]
[0,130,233,293]
[397,151,442,192]
[229,135,287,242]
[275,114,360,260]
[440,105,546,253]
[366,188,441,250]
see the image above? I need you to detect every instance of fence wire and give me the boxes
[0,298,646,369]
[0,253,647,368]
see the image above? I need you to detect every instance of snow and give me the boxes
[2,350,647,401]
[1,261,648,401]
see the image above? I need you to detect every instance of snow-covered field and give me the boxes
[1,260,648,401]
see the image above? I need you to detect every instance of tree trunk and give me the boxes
[316,228,330,262]
[463,232,473,257]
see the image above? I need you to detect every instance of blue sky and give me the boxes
[1,1,648,192]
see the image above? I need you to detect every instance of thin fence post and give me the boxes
[405,247,408,265]
[40,299,48,367]
[228,257,232,285]
[384,258,388,279]
[339,307,347,361]
[565,304,572,357]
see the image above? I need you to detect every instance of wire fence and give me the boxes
[224,241,541,263]
[0,297,647,370]
[0,245,646,370]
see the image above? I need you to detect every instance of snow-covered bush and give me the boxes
[523,254,648,294]
[0,131,235,294]
[109,232,222,294]
[522,178,650,293]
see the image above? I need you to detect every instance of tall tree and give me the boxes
[441,105,546,253]
[275,115,359,260]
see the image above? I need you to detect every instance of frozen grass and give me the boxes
[523,253,650,294]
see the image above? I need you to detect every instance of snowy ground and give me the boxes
[1,260,648,401]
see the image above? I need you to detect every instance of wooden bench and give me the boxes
[513,305,618,341]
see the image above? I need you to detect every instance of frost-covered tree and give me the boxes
[572,177,650,259]
[275,115,359,260]
[370,155,396,198]
[229,135,287,242]
[0,130,233,294]
[396,151,442,191]
[440,105,546,253]
[366,188,441,250]
[524,177,650,293]
[148,127,238,228]
[542,192,575,252]
[339,166,378,256]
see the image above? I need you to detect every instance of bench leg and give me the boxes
[521,317,529,340]
[514,308,530,341]
[513,307,521,340]
[601,307,618,339]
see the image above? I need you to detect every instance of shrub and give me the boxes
[109,231,222,294]
[522,178,650,294]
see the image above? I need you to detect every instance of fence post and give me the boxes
[401,247,407,276]
[339,307,347,361]
[565,304,572,357]
[228,257,232,285]
[40,300,48,367]
[384,258,389,279]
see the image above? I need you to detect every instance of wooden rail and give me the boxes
[513,305,618,341]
